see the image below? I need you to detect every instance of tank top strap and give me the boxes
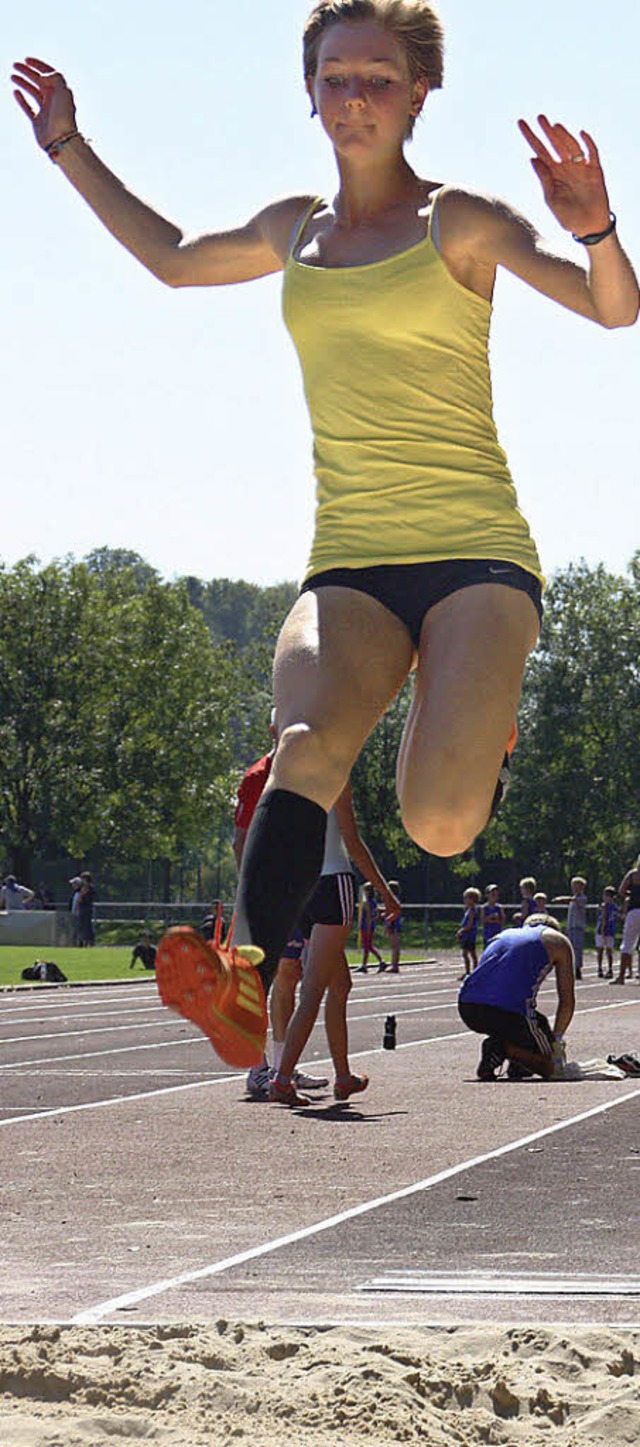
[288,197,324,258]
[426,184,446,244]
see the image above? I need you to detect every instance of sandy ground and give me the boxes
[1,1322,638,1446]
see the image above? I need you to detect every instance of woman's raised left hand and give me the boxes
[518,115,611,237]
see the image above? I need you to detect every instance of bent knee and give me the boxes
[401,802,481,858]
[272,723,351,808]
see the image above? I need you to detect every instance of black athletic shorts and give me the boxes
[458,1000,554,1056]
[301,559,543,649]
[299,872,356,937]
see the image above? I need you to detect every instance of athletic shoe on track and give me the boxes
[292,1067,329,1090]
[507,1060,535,1081]
[477,1036,505,1081]
[333,1072,369,1102]
[268,1076,311,1107]
[156,924,267,1069]
[246,1060,272,1099]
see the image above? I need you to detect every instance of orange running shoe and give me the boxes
[156,923,267,1069]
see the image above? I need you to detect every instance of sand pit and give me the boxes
[1,1322,638,1446]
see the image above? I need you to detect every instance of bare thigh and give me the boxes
[303,923,352,997]
[397,584,539,856]
[269,587,414,810]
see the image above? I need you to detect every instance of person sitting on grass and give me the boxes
[457,913,575,1081]
[129,931,157,970]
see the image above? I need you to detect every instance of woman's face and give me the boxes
[309,20,426,160]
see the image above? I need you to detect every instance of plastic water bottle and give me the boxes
[383,1014,396,1050]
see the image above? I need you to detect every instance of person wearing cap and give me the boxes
[1,875,35,911]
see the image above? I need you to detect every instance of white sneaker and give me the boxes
[292,1067,329,1090]
[246,1060,271,1099]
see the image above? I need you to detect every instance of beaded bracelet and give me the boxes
[44,130,83,161]
[572,213,617,246]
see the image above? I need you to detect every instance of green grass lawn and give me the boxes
[0,927,441,990]
[0,946,149,988]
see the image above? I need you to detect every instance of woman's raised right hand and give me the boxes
[11,57,77,150]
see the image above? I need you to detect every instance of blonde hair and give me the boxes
[526,913,562,932]
[463,887,481,904]
[519,876,536,893]
[571,876,586,889]
[303,0,445,138]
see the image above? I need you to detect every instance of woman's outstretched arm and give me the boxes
[12,57,310,287]
[439,116,638,328]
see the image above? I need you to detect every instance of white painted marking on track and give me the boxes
[0,1005,166,1027]
[1,1019,194,1045]
[70,1086,640,1323]
[0,1033,207,1071]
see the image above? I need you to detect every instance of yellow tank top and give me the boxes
[282,193,543,584]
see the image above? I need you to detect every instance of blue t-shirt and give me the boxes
[460,906,477,943]
[596,901,617,936]
[458,927,553,1018]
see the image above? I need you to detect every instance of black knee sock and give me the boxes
[235,788,326,994]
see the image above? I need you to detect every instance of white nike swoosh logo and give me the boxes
[488,566,513,575]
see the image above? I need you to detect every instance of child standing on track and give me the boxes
[553,876,588,979]
[595,885,617,978]
[515,876,537,925]
[482,884,505,947]
[15,4,637,1063]
[357,882,385,972]
[458,886,481,975]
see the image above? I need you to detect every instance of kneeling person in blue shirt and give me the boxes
[458,915,575,1081]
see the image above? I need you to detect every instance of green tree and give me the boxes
[0,559,237,892]
[0,558,107,878]
[484,555,640,896]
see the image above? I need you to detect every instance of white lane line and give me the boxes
[0,1034,208,1072]
[1,1019,193,1045]
[0,1030,470,1125]
[0,1005,166,1027]
[70,1086,640,1324]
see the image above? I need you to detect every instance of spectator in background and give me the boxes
[201,901,226,942]
[69,876,82,944]
[482,884,505,947]
[458,886,481,976]
[1,874,34,910]
[553,875,587,979]
[513,875,537,925]
[129,930,157,970]
[356,882,385,973]
[77,871,96,947]
[595,885,617,978]
[30,881,55,910]
[614,854,640,985]
[533,890,548,914]
[385,880,403,973]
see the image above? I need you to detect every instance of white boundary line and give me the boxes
[71,1086,640,1324]
[2,994,638,1124]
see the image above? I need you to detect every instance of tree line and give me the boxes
[0,548,637,905]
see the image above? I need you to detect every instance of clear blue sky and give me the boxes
[4,0,639,587]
